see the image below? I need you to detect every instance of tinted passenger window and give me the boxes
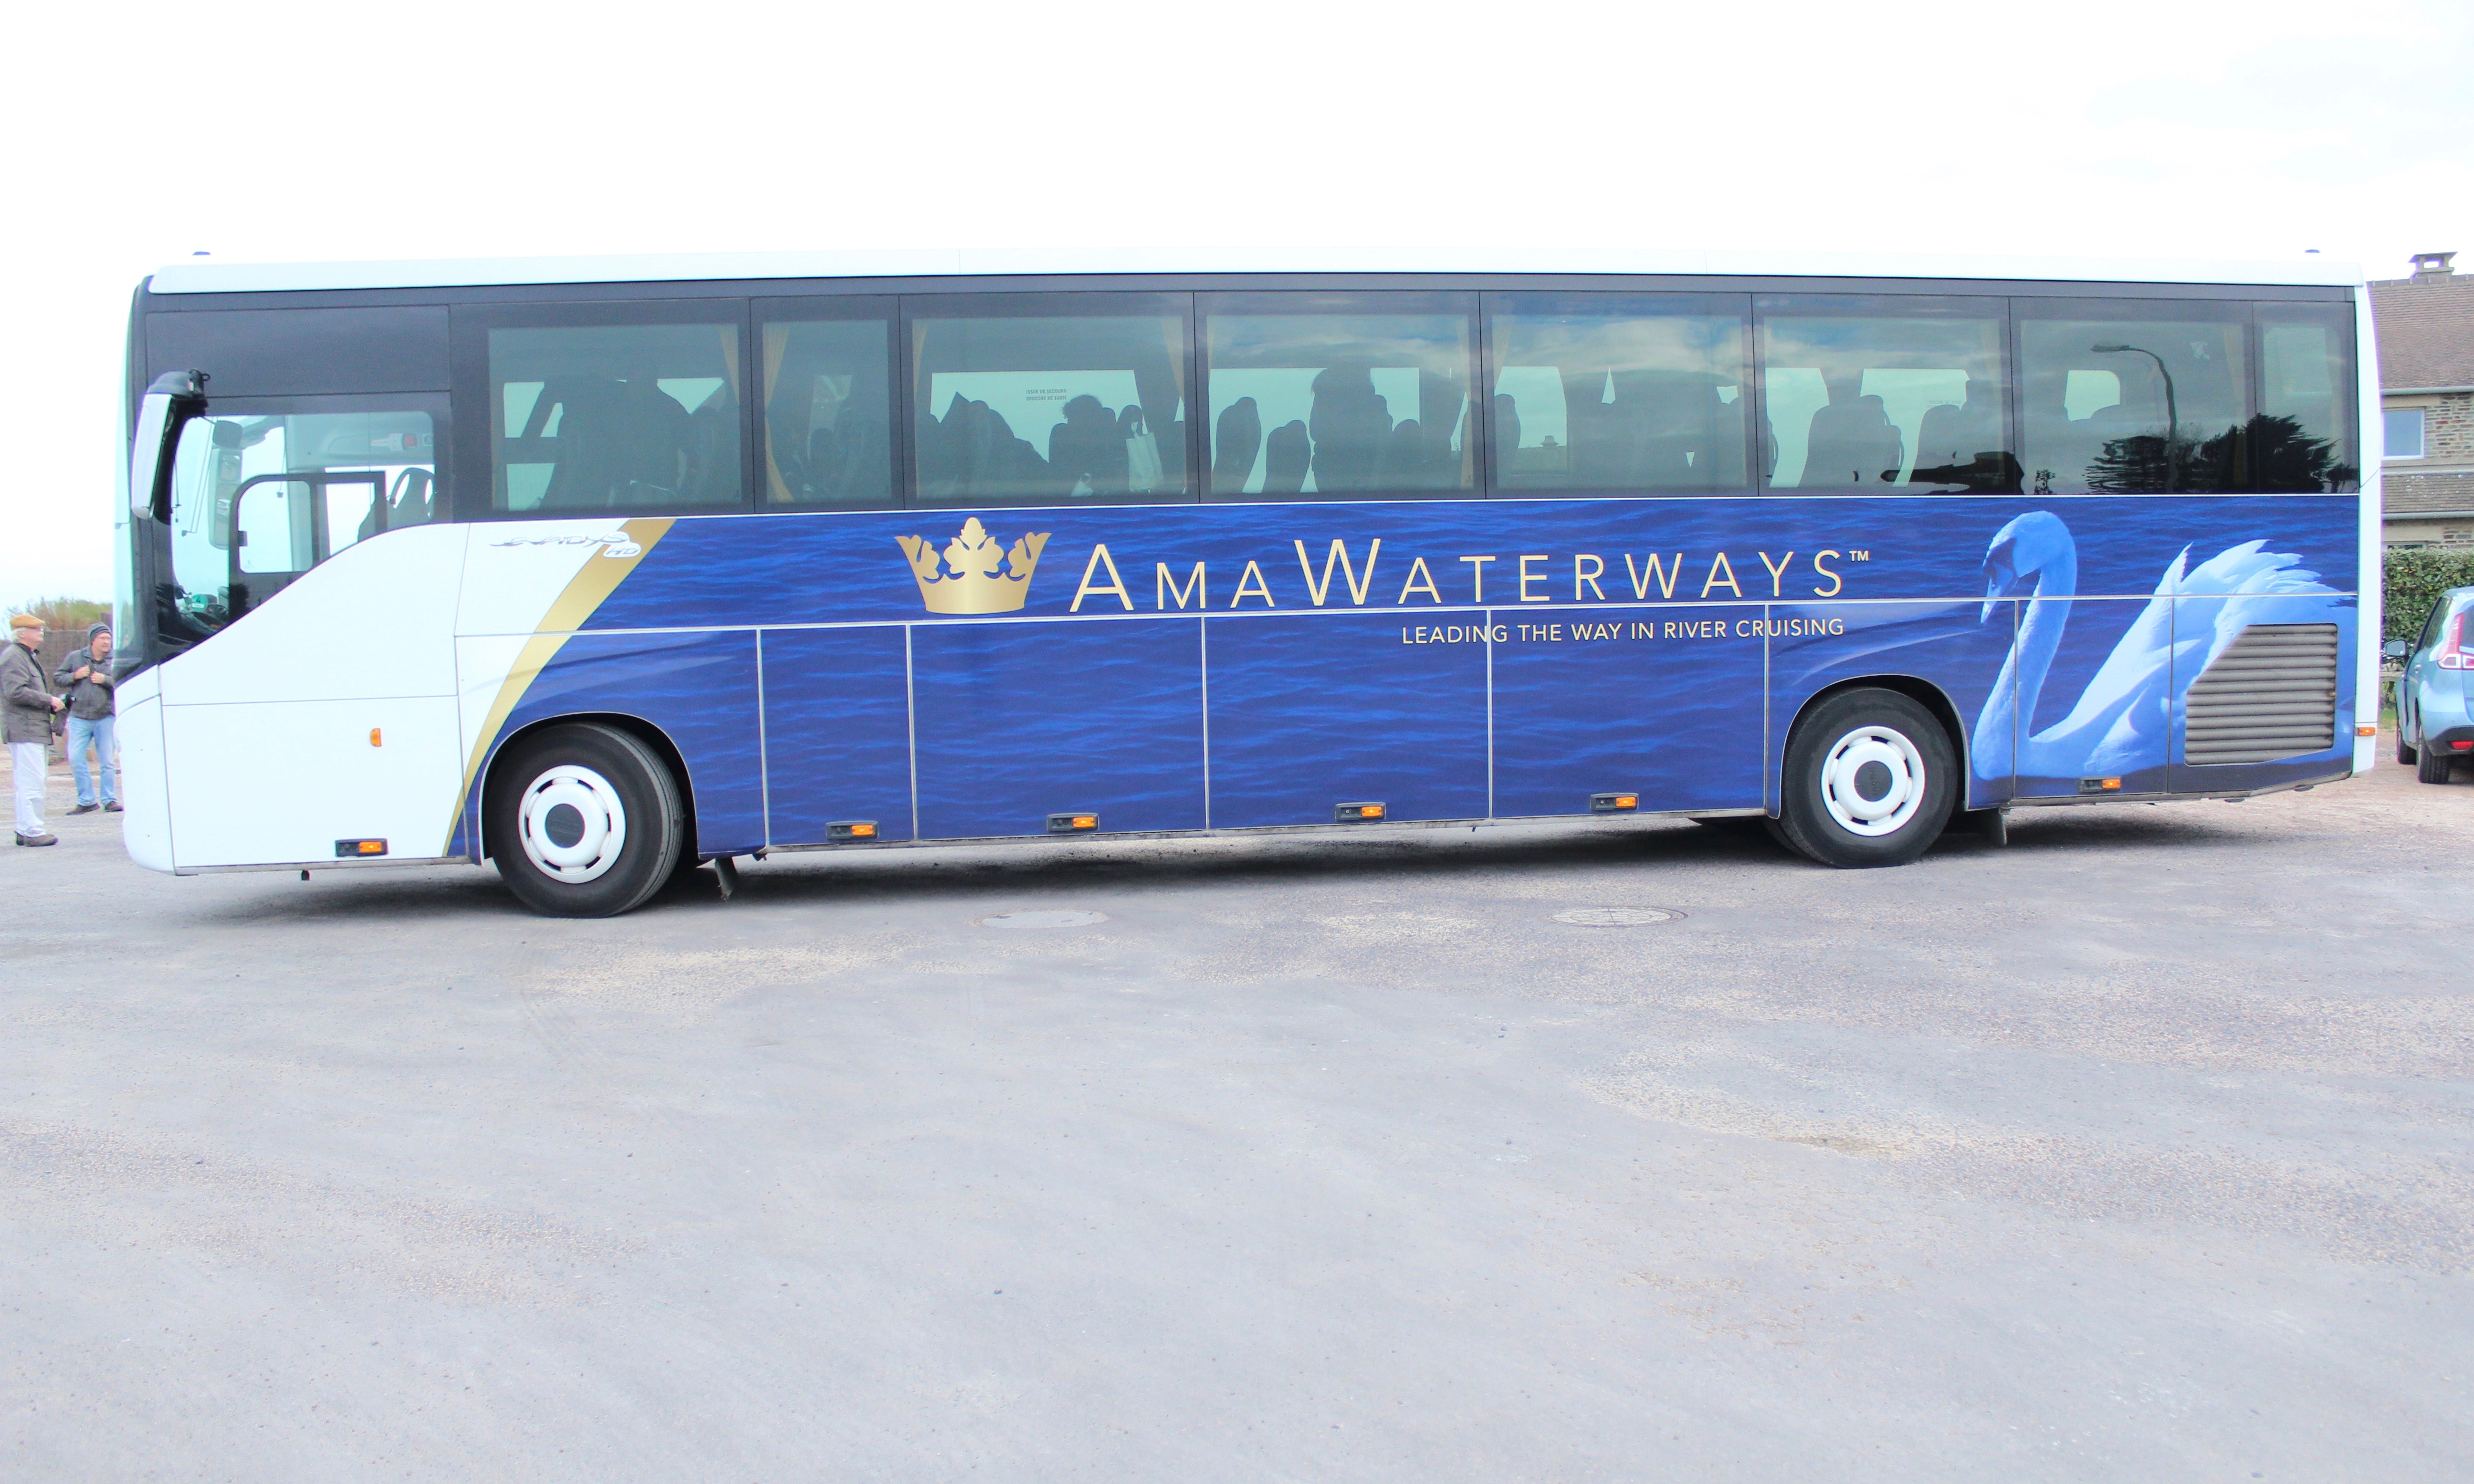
[2016,300,2245,494]
[1204,295,1475,500]
[1488,294,1749,493]
[491,322,744,512]
[1758,297,2011,492]
[910,298,1190,507]
[2256,303,2359,491]
[760,309,895,507]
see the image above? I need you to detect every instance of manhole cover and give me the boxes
[1551,906,1681,927]
[978,909,1109,930]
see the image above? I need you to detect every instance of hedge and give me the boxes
[2383,547,2474,643]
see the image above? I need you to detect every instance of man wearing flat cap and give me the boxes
[4,614,65,845]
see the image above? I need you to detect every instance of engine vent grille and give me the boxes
[2182,622,2340,765]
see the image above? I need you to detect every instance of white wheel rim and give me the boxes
[518,763,628,884]
[1820,725,1927,837]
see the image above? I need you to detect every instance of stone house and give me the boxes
[2372,251,2474,548]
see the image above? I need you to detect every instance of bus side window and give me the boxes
[758,309,895,508]
[2014,299,2249,494]
[2255,303,2358,492]
[1486,293,1750,494]
[908,296,1193,508]
[1757,296,2013,494]
[1201,293,1476,501]
[489,320,745,512]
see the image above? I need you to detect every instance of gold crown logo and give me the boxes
[897,518,1050,615]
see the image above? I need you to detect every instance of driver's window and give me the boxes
[166,408,437,632]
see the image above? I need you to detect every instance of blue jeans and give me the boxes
[67,714,115,806]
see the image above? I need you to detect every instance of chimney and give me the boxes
[2411,251,2456,280]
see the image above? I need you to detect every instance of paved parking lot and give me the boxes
[7,747,2472,1482]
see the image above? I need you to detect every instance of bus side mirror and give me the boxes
[130,369,208,519]
[2382,638,2410,659]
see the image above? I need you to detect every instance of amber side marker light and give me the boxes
[826,820,878,843]
[2356,724,2378,736]
[1335,802,1385,822]
[1048,812,1100,834]
[1591,792,1640,813]
[335,839,388,857]
[2078,777,2124,794]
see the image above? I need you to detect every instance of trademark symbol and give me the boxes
[1849,550,1870,561]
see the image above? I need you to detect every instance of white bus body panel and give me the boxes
[2353,284,2383,774]
[149,523,469,869]
[115,673,174,873]
[160,697,463,867]
[158,524,465,706]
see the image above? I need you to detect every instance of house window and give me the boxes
[2384,408,2426,460]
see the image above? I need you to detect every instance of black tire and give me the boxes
[1772,688,1958,868]
[2417,737,2454,785]
[2396,722,2417,765]
[486,722,686,917]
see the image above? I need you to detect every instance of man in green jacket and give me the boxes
[4,615,66,846]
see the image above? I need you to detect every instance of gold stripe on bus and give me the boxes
[440,517,675,853]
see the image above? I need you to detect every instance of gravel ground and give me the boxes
[6,742,2471,1482]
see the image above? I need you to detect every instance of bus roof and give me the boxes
[143,247,2368,296]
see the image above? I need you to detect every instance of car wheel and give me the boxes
[2396,723,2417,765]
[2417,738,2454,785]
[1772,688,1957,868]
[487,722,685,917]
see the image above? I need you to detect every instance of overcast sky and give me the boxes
[4,0,2468,606]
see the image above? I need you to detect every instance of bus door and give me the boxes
[228,470,387,615]
[150,399,464,869]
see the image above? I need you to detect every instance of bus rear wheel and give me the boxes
[1772,689,1956,868]
[487,722,685,917]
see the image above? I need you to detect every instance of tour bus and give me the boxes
[111,251,2381,916]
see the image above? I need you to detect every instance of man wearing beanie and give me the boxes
[4,614,65,845]
[54,621,118,815]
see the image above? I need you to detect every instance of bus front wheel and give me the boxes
[1771,689,1956,868]
[487,722,686,917]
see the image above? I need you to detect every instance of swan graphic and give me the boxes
[1971,511,2343,787]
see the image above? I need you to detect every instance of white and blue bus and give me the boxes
[111,251,2381,915]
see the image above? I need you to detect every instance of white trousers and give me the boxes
[11,741,46,838]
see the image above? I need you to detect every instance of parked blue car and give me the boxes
[2388,584,2474,784]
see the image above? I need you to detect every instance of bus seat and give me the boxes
[1916,386,2001,469]
[537,376,696,507]
[1385,420,1428,486]
[1801,394,1903,490]
[1215,397,1263,490]
[1307,366,1391,492]
[1264,419,1310,494]
[1048,394,1128,496]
